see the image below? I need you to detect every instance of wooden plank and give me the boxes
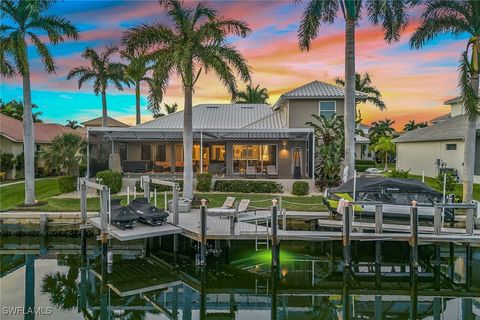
[89,218,181,241]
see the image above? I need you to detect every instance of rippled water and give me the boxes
[1,236,479,319]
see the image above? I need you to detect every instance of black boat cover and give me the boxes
[129,197,169,218]
[331,176,442,197]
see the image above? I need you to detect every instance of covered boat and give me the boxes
[109,198,138,230]
[128,197,169,226]
[325,176,454,221]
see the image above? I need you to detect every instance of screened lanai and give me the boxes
[87,127,314,180]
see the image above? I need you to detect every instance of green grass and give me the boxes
[407,175,480,201]
[0,178,60,211]
[7,192,327,212]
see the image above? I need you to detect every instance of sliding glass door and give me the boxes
[232,144,277,173]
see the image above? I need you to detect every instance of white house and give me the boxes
[394,97,480,183]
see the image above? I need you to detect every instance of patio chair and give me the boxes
[246,166,256,178]
[208,196,235,213]
[207,199,252,217]
[266,166,278,178]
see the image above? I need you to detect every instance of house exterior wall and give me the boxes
[287,99,345,128]
[450,101,464,117]
[396,140,465,178]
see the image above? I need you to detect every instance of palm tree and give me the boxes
[0,99,43,122]
[122,50,159,125]
[297,0,417,181]
[368,119,395,143]
[370,136,395,171]
[65,120,81,129]
[1,0,79,205]
[123,0,251,199]
[40,132,86,176]
[235,84,269,104]
[67,46,127,127]
[150,102,179,118]
[410,0,479,203]
[403,120,428,132]
[335,72,386,110]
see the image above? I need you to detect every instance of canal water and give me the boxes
[1,235,479,319]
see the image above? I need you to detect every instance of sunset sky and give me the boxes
[0,0,468,129]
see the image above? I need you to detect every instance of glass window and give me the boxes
[232,144,277,173]
[156,144,167,161]
[141,145,152,160]
[211,145,225,162]
[445,144,457,151]
[319,101,336,118]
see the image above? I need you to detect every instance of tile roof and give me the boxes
[281,80,368,99]
[135,104,273,129]
[82,116,129,127]
[0,114,74,143]
[394,115,478,143]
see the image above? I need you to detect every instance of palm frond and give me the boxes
[298,0,339,51]
[28,31,55,73]
[459,50,480,120]
[27,15,79,44]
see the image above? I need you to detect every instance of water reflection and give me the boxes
[0,236,479,319]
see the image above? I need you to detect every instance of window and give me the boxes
[141,144,152,160]
[319,101,336,118]
[210,145,225,162]
[156,144,167,161]
[446,144,457,151]
[233,144,277,173]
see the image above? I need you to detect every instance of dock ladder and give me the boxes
[254,218,270,251]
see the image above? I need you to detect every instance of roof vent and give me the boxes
[206,106,219,109]
[240,106,253,109]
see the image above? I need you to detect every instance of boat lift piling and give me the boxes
[271,199,279,268]
[410,201,419,274]
[198,200,208,266]
[343,205,352,268]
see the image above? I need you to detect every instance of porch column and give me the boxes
[170,143,175,174]
[200,131,203,174]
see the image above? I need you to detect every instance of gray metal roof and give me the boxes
[394,115,478,143]
[281,80,368,99]
[136,103,273,129]
[242,111,285,129]
[444,96,461,105]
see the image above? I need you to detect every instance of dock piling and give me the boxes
[271,199,279,268]
[434,205,442,235]
[410,201,419,273]
[173,183,179,225]
[142,176,150,202]
[199,199,207,266]
[343,205,352,268]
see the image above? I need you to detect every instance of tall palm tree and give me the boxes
[67,46,127,127]
[297,0,417,181]
[150,102,179,118]
[403,120,428,132]
[410,0,479,202]
[335,72,386,110]
[1,0,79,205]
[370,136,395,171]
[235,84,269,104]
[123,0,251,199]
[0,99,43,122]
[122,50,159,125]
[368,119,395,143]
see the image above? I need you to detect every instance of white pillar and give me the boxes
[200,131,203,174]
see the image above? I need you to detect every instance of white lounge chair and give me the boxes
[246,166,256,178]
[266,166,278,178]
[208,199,251,217]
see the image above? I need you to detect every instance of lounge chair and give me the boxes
[207,199,252,217]
[266,166,278,178]
[246,166,256,178]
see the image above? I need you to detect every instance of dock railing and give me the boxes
[434,202,478,235]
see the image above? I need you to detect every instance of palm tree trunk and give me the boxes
[22,67,36,205]
[463,43,479,203]
[344,19,356,180]
[135,83,141,125]
[101,90,108,127]
[183,85,194,199]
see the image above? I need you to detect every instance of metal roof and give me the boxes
[242,111,285,129]
[136,104,273,129]
[280,80,368,99]
[355,135,370,144]
[443,96,461,105]
[394,115,478,143]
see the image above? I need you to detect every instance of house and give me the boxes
[82,116,129,128]
[87,80,370,179]
[394,97,480,183]
[0,114,74,178]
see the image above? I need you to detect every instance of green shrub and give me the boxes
[0,152,15,172]
[387,169,411,179]
[57,175,77,193]
[292,181,309,196]
[436,172,456,194]
[196,173,212,192]
[96,170,122,193]
[79,164,87,177]
[135,179,183,192]
[213,180,283,193]
[355,159,376,166]
[355,164,372,172]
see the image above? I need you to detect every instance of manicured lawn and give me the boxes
[8,192,327,212]
[408,175,480,200]
[0,178,61,211]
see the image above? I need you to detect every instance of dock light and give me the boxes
[272,199,278,206]
[281,268,288,277]
[411,200,417,207]
[201,198,207,206]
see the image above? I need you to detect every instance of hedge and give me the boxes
[355,159,376,166]
[387,169,410,179]
[213,180,283,193]
[135,179,183,192]
[355,164,372,172]
[58,175,77,193]
[196,173,212,192]
[292,181,309,196]
[96,170,122,193]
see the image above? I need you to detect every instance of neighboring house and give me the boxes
[87,80,370,179]
[394,97,480,183]
[0,114,74,178]
[82,116,129,128]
